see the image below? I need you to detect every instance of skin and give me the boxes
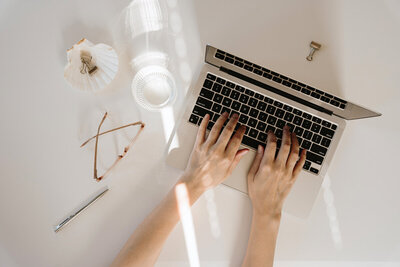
[111,112,306,267]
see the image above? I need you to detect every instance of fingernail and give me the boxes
[232,113,238,119]
[257,145,262,153]
[222,112,228,117]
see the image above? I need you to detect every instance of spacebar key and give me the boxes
[242,136,264,150]
[306,151,324,165]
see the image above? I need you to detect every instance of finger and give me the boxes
[225,125,246,158]
[247,145,264,182]
[227,148,249,177]
[215,113,239,148]
[260,131,277,167]
[292,149,307,178]
[276,125,291,165]
[286,132,300,170]
[204,112,228,146]
[194,114,210,147]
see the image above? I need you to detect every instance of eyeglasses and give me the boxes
[80,112,145,181]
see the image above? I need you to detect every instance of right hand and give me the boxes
[247,126,306,219]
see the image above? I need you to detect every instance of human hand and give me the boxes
[181,112,249,195]
[247,126,306,219]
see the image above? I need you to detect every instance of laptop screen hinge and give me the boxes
[219,66,333,116]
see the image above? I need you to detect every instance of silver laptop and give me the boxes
[166,45,380,218]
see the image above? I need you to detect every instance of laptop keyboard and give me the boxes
[188,73,338,175]
[214,49,347,110]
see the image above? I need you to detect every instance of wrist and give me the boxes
[252,209,282,225]
[177,172,206,205]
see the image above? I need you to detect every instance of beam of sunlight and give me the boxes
[204,189,221,238]
[125,0,166,39]
[175,183,200,267]
[322,174,343,250]
[161,106,179,145]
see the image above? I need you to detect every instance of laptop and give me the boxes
[166,45,380,217]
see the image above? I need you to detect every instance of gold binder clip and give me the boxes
[306,41,321,61]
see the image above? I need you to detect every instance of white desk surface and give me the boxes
[1,0,399,266]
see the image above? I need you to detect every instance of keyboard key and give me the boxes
[302,119,312,129]
[322,120,331,127]
[207,121,215,130]
[312,117,322,123]
[213,113,220,121]
[321,96,330,103]
[203,79,213,89]
[253,69,263,75]
[225,57,234,63]
[309,167,319,174]
[216,77,225,85]
[298,82,306,87]
[248,98,258,107]
[213,93,223,103]
[272,76,282,83]
[302,140,311,149]
[292,84,301,91]
[311,123,321,133]
[192,105,213,118]
[311,92,321,99]
[249,108,259,118]
[331,124,337,130]
[330,100,340,107]
[275,129,283,138]
[301,88,311,95]
[221,86,231,96]
[321,137,331,148]
[245,89,255,96]
[206,73,216,81]
[283,105,293,112]
[273,101,283,108]
[312,134,322,144]
[263,73,272,79]
[320,127,335,138]
[262,67,271,73]
[231,101,241,111]
[215,53,224,59]
[311,143,327,156]
[303,160,311,170]
[256,121,266,131]
[282,80,291,87]
[276,119,285,129]
[258,132,267,142]
[266,105,276,114]
[240,105,250,114]
[235,85,245,92]
[258,112,268,121]
[306,151,324,165]
[198,117,203,125]
[242,136,263,150]
[249,128,259,138]
[239,94,249,104]
[244,65,253,72]
[226,81,235,88]
[287,123,295,131]
[284,113,294,122]
[266,125,276,133]
[222,97,232,107]
[275,109,285,118]
[294,127,304,136]
[340,103,346,109]
[296,137,303,146]
[212,83,222,93]
[257,101,267,111]
[255,93,264,100]
[196,97,212,109]
[230,90,240,100]
[303,130,312,140]
[200,88,214,99]
[302,113,312,120]
[271,71,279,76]
[293,109,302,115]
[189,114,199,124]
[212,103,222,113]
[234,61,244,67]
[239,114,249,124]
[267,116,277,125]
[264,97,273,104]
[293,116,303,126]
[248,118,257,128]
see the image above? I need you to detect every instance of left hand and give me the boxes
[181,112,249,193]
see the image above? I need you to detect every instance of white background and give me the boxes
[0,0,399,266]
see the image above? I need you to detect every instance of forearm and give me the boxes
[242,213,281,267]
[111,175,204,267]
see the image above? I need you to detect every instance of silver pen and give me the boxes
[54,187,109,233]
